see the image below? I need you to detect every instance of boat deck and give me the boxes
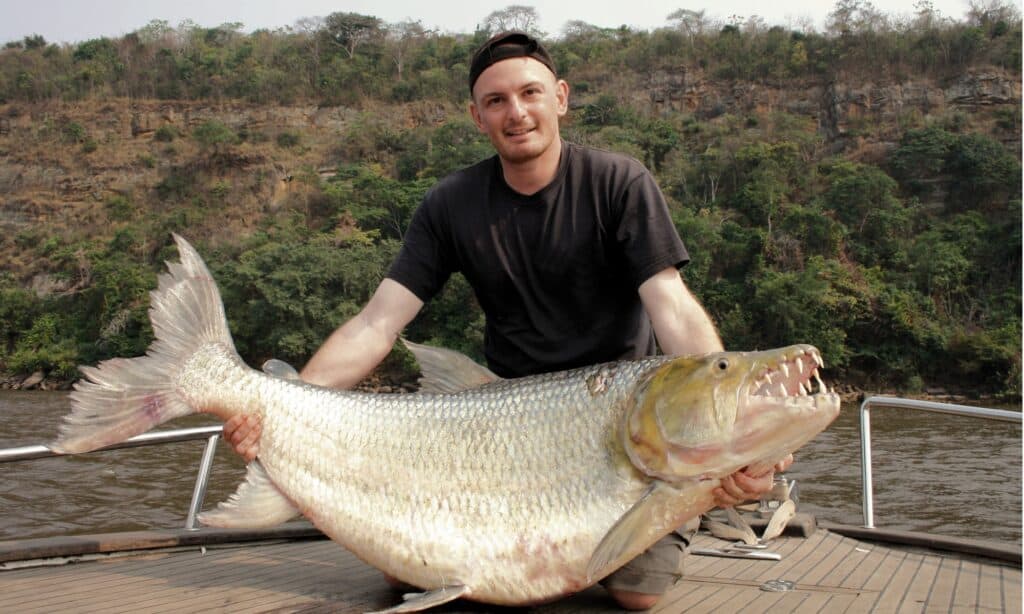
[1,522,1019,613]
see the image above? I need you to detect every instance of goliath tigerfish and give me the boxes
[52,235,840,613]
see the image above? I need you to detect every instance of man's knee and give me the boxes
[607,588,663,610]
[599,531,689,608]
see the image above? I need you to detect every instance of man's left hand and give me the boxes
[713,454,794,508]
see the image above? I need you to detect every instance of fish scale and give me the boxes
[52,235,840,612]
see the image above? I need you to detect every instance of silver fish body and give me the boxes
[189,346,676,602]
[53,235,841,611]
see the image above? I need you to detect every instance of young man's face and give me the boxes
[469,56,569,166]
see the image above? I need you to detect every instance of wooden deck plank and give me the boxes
[951,559,981,612]
[94,549,306,613]
[1002,565,1022,614]
[4,558,171,608]
[734,535,818,583]
[860,547,911,592]
[977,562,1007,612]
[922,556,959,612]
[105,543,376,614]
[764,530,839,584]
[673,581,738,612]
[706,582,775,612]
[900,553,944,612]
[654,581,723,612]
[728,529,833,584]
[1,530,1019,614]
[830,540,883,590]
[871,551,925,612]
[818,536,878,589]
[745,590,789,614]
[782,589,834,614]
[794,535,861,586]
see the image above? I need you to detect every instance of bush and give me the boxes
[154,125,177,142]
[276,131,301,148]
[192,120,239,152]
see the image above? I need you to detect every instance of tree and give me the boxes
[482,6,543,36]
[827,0,888,35]
[820,160,912,267]
[667,9,710,39]
[386,20,429,80]
[323,12,383,58]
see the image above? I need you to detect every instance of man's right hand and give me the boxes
[223,414,261,462]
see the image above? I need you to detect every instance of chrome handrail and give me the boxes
[860,395,1022,529]
[0,426,224,530]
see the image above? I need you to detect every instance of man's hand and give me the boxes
[223,414,261,463]
[713,454,794,508]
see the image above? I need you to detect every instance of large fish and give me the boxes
[52,235,841,613]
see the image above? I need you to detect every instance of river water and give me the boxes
[1,391,1020,545]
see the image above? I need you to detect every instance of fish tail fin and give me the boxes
[51,234,235,454]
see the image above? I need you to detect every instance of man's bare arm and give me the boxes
[638,267,722,356]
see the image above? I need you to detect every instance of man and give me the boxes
[225,31,790,610]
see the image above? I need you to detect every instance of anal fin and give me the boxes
[197,460,300,528]
[368,585,469,613]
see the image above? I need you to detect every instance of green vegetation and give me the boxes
[0,3,1019,396]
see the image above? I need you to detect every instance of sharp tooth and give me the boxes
[796,359,804,375]
[765,372,774,385]
[814,372,826,394]
[814,353,824,368]
[777,382,788,397]
[780,363,790,378]
[799,382,809,396]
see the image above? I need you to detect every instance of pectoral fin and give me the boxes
[261,358,300,380]
[586,481,681,582]
[368,585,469,613]
[197,461,300,528]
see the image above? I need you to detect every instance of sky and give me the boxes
[1,0,1019,45]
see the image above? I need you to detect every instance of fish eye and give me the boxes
[715,358,729,371]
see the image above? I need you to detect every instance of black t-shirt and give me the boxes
[387,141,689,378]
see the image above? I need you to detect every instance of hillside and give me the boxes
[0,10,1021,395]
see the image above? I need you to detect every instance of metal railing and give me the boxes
[0,426,224,530]
[5,395,1021,535]
[859,395,1022,529]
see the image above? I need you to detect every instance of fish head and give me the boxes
[624,344,840,481]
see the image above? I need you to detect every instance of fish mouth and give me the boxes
[747,346,831,399]
[732,345,840,462]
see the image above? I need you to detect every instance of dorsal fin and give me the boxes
[401,339,500,393]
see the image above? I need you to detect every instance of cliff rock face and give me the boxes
[643,68,1020,143]
[0,69,1019,250]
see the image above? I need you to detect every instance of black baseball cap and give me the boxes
[468,31,557,95]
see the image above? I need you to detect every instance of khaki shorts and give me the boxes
[599,517,699,596]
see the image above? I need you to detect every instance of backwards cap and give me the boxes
[468,31,557,94]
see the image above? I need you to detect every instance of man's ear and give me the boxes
[468,100,486,132]
[556,79,570,116]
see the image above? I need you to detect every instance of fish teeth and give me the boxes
[814,372,826,394]
[799,382,809,396]
[780,363,790,378]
